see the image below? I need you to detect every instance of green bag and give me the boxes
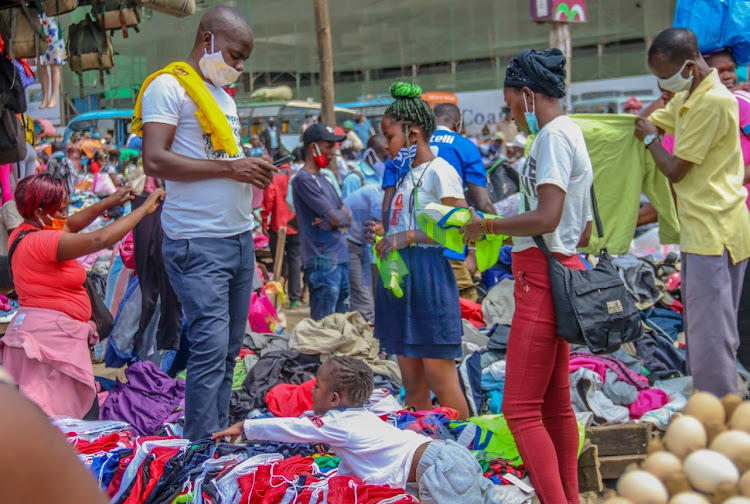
[416,203,508,272]
[373,236,409,298]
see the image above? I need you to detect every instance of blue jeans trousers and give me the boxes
[163,230,255,440]
[304,262,350,321]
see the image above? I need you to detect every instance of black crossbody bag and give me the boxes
[529,186,642,354]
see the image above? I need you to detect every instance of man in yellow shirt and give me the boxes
[636,28,750,396]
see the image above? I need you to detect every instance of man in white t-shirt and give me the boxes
[141,6,277,441]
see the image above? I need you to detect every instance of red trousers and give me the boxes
[503,248,583,504]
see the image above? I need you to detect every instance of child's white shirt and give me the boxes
[243,407,431,488]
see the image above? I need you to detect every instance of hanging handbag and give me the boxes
[67,14,115,98]
[36,0,78,16]
[0,56,28,164]
[530,186,642,354]
[0,4,42,59]
[94,0,141,38]
[138,0,194,18]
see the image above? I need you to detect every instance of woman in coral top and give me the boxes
[0,173,164,418]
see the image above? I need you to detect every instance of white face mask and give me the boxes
[362,147,386,177]
[198,33,241,87]
[657,60,694,94]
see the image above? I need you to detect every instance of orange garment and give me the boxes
[9,223,92,322]
[79,138,103,159]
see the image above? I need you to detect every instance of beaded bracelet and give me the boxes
[480,218,489,235]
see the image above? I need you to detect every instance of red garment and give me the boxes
[68,431,133,455]
[327,475,416,504]
[459,297,484,328]
[265,379,316,417]
[238,455,315,504]
[90,160,102,174]
[503,247,584,504]
[9,223,92,321]
[261,169,298,234]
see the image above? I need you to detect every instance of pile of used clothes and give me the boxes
[59,385,556,503]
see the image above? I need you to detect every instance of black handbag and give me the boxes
[531,186,642,354]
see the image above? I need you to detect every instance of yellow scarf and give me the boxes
[131,62,239,157]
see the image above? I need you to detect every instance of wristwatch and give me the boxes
[643,133,659,148]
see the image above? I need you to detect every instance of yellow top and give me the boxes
[650,69,750,262]
[130,62,239,157]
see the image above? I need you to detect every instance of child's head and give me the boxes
[381,82,436,160]
[312,356,374,416]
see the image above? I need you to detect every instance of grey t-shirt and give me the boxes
[513,115,593,255]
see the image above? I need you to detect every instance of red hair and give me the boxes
[15,173,69,221]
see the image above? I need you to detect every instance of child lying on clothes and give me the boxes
[212,356,496,503]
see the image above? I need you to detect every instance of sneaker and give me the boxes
[289,301,299,308]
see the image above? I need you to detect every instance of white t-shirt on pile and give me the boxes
[513,115,593,256]
[141,74,249,240]
[243,407,431,488]
[388,157,465,237]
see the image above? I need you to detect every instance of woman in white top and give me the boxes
[463,48,593,504]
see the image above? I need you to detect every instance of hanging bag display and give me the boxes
[138,0,195,18]
[67,14,115,98]
[94,0,141,38]
[529,186,642,354]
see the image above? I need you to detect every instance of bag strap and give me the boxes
[8,228,39,282]
[528,184,604,258]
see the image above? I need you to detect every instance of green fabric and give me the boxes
[373,236,409,298]
[569,114,679,254]
[120,148,140,161]
[232,359,247,391]
[416,203,508,272]
[450,414,586,466]
[171,490,194,503]
[176,369,187,381]
[313,454,341,469]
[523,115,680,255]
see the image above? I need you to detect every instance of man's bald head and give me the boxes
[197,6,252,39]
[192,5,254,74]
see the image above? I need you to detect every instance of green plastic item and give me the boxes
[416,203,509,272]
[449,414,586,466]
[232,359,247,391]
[373,236,409,298]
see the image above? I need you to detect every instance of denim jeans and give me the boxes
[304,262,350,320]
[162,230,255,441]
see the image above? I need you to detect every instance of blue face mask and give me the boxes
[524,92,540,135]
[390,144,417,177]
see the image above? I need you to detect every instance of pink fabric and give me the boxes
[77,249,111,271]
[734,90,750,209]
[629,389,669,419]
[0,163,12,203]
[119,231,136,271]
[662,134,675,155]
[0,306,98,418]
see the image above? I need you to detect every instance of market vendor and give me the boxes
[0,174,164,419]
[636,28,750,397]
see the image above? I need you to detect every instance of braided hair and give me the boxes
[325,356,374,407]
[384,82,436,139]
